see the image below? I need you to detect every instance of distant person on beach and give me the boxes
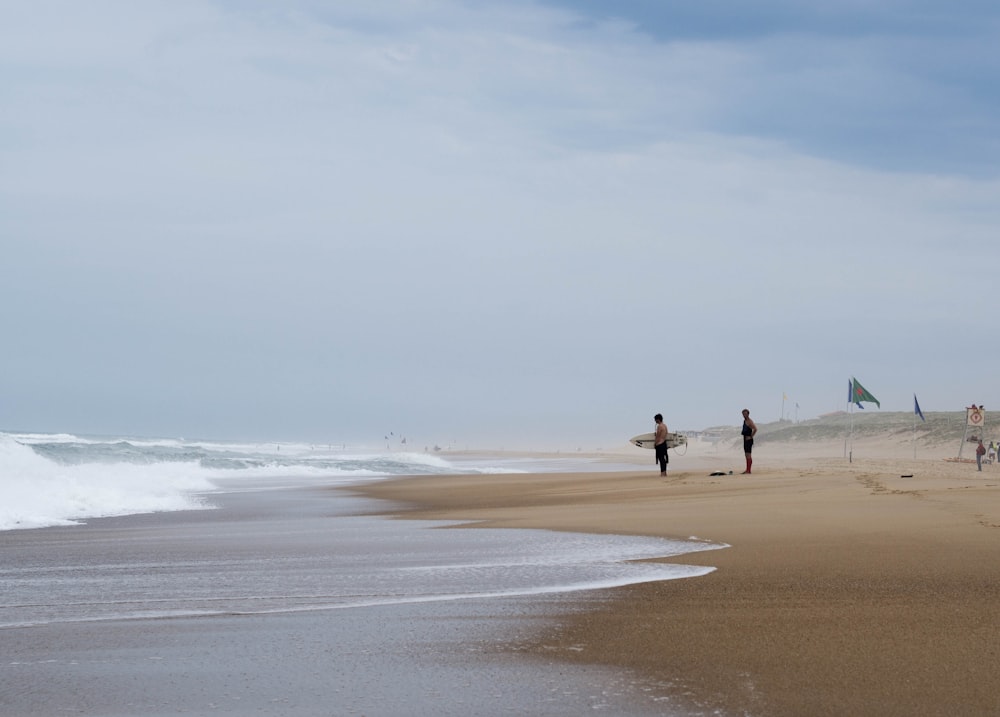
[654,413,669,476]
[976,439,986,471]
[741,409,757,474]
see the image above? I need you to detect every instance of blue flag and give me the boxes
[914,394,925,422]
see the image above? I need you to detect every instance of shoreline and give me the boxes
[2,488,684,717]
[350,455,1000,716]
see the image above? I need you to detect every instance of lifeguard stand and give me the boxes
[958,405,985,460]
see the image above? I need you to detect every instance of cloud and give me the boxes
[537,0,1000,175]
[2,0,999,445]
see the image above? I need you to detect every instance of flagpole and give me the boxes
[849,402,854,463]
[844,379,850,459]
[847,377,880,462]
[912,394,926,459]
[846,378,855,462]
[844,380,850,459]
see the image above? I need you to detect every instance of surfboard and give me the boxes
[630,432,687,450]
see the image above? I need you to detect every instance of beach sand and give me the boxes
[352,446,1000,716]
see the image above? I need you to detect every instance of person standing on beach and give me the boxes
[741,409,757,475]
[654,413,669,476]
[976,439,986,471]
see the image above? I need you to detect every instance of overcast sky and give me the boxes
[3,1,999,448]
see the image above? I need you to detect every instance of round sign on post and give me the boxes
[968,407,985,426]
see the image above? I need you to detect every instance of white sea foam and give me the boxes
[0,435,215,530]
[0,432,527,531]
[1,513,725,628]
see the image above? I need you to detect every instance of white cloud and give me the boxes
[2,0,998,444]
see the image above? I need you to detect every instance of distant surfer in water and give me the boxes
[741,408,757,474]
[654,413,669,475]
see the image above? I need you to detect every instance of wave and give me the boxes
[0,435,215,531]
[0,432,521,531]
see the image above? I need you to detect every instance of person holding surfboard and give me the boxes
[741,408,757,474]
[654,414,669,475]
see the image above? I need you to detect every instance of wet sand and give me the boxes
[353,454,1000,716]
[1,487,680,716]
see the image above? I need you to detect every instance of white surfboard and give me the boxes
[630,432,687,450]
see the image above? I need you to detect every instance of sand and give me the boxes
[352,447,1000,716]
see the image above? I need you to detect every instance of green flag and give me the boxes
[851,377,880,408]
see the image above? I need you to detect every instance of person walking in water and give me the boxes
[654,413,669,476]
[741,408,757,474]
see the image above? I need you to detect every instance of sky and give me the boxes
[2,0,999,449]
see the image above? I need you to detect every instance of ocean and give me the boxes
[0,431,726,715]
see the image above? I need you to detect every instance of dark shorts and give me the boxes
[744,438,754,453]
[655,443,669,463]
